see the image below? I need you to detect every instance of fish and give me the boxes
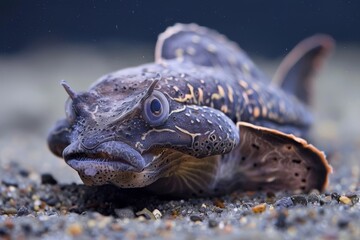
[48,23,333,197]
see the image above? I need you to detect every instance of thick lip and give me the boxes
[63,140,146,173]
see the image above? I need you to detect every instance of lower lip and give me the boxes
[67,158,144,175]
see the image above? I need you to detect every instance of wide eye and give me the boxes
[143,90,169,126]
[65,98,77,124]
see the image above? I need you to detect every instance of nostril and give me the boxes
[81,137,100,150]
[81,135,115,150]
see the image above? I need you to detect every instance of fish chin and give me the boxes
[68,150,176,188]
[67,158,162,188]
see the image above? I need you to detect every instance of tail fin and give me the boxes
[272,35,335,105]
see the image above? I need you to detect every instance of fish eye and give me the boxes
[143,91,169,126]
[65,98,76,124]
[150,98,162,115]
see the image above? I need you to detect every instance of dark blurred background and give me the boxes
[0,0,359,183]
[1,0,360,57]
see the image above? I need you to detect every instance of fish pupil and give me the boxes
[150,98,162,115]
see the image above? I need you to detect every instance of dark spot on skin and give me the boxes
[300,186,306,191]
[253,163,258,168]
[306,167,311,171]
[287,145,292,150]
[292,159,301,164]
[241,156,246,161]
[301,179,306,183]
[273,157,278,161]
[294,173,299,177]
[251,143,260,150]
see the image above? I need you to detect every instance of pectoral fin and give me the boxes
[230,122,332,192]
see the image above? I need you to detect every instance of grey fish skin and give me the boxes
[47,23,332,197]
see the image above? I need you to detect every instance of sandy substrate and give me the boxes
[0,42,359,239]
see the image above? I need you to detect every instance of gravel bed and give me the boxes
[0,160,359,239]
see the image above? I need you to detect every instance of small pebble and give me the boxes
[0,227,9,237]
[115,208,135,219]
[320,196,332,205]
[152,209,162,219]
[43,196,59,206]
[337,218,349,229]
[275,197,294,209]
[4,219,14,230]
[1,177,18,187]
[275,211,288,229]
[307,193,320,204]
[214,199,225,208]
[199,206,206,213]
[291,195,307,206]
[339,196,352,205]
[331,192,341,202]
[346,193,359,204]
[67,223,83,236]
[21,224,32,234]
[136,208,155,220]
[208,219,218,228]
[111,223,123,232]
[19,169,30,178]
[17,206,30,216]
[214,207,223,213]
[318,208,325,215]
[190,214,203,222]
[41,174,58,185]
[252,203,266,214]
[3,207,17,215]
[164,220,175,230]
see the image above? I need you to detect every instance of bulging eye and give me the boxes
[65,98,77,124]
[143,91,169,126]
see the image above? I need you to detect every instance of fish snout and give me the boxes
[63,140,146,175]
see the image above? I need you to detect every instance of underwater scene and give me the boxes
[1,1,360,239]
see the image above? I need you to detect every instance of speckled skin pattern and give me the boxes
[47,24,332,197]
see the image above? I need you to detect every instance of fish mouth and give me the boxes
[63,141,146,176]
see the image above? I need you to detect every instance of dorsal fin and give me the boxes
[155,23,263,79]
[272,35,335,105]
